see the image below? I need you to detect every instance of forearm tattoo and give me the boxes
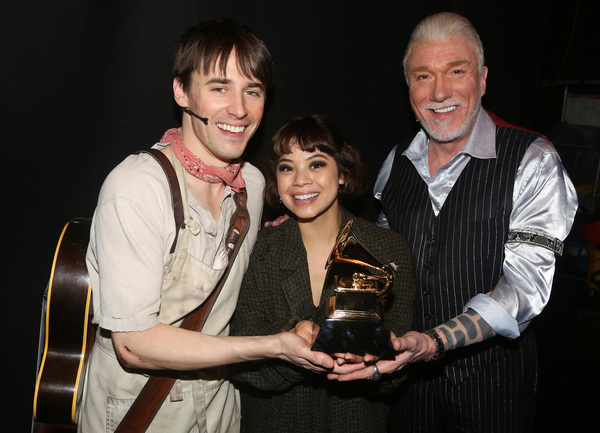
[436,309,496,351]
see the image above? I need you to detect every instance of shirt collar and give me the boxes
[403,108,497,161]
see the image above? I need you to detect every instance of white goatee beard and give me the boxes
[420,98,482,144]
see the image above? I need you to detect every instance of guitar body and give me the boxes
[33,218,95,431]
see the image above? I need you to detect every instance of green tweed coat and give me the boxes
[230,207,416,433]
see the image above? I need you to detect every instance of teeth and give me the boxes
[217,123,245,133]
[433,106,456,113]
[294,193,318,200]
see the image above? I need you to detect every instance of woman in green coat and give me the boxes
[230,114,415,433]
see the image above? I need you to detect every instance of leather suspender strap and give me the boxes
[114,151,251,433]
[136,149,184,254]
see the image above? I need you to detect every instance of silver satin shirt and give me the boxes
[374,109,578,338]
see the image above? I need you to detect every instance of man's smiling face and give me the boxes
[406,35,488,149]
[174,50,266,166]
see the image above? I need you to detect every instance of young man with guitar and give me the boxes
[75,19,334,433]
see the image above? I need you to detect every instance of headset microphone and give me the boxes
[181,107,209,125]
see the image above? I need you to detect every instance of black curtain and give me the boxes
[3,1,597,430]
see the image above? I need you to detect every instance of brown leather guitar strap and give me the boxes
[114,149,251,433]
[137,149,185,253]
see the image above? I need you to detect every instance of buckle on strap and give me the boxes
[507,230,564,256]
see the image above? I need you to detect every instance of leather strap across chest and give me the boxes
[115,149,251,433]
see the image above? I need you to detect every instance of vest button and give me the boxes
[426,236,435,245]
[424,261,432,270]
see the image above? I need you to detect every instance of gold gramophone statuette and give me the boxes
[312,220,395,356]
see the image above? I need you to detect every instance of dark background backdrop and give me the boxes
[2,0,599,430]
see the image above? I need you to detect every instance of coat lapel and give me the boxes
[275,219,317,320]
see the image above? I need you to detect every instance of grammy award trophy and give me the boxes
[312,220,395,357]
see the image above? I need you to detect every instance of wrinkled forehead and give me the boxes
[407,36,479,70]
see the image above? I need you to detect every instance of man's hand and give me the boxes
[290,320,320,345]
[290,321,379,367]
[276,320,334,373]
[390,330,438,364]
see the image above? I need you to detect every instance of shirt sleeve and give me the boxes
[373,146,397,229]
[88,155,175,332]
[465,137,578,338]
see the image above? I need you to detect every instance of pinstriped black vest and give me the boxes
[381,122,539,383]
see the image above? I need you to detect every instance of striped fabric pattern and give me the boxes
[382,125,540,431]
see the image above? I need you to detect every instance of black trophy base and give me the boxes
[311,320,395,357]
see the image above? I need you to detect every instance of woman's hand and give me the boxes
[327,330,438,381]
[332,352,379,366]
[264,214,290,227]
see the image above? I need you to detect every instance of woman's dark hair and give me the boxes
[264,114,368,208]
[173,18,274,92]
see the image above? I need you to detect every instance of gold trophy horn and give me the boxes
[312,220,395,356]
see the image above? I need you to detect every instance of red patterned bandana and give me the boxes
[160,128,245,191]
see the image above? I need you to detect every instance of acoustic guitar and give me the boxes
[32,218,95,432]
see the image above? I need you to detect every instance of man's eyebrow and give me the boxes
[205,77,265,90]
[410,66,428,74]
[247,82,265,91]
[410,59,471,74]
[447,59,471,68]
[205,77,232,85]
